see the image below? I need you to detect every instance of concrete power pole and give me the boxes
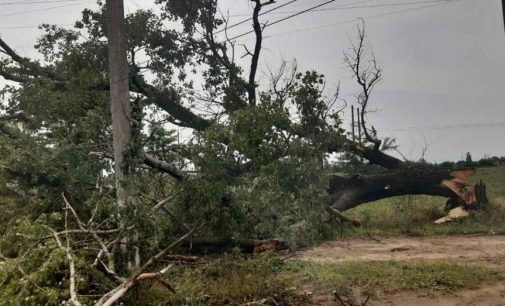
[106,0,139,268]
[106,0,132,207]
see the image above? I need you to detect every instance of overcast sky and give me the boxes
[1,0,504,162]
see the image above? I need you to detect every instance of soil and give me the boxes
[293,234,505,306]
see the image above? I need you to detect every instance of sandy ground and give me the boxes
[293,234,505,306]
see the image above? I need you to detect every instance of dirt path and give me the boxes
[294,234,505,266]
[374,282,505,306]
[294,234,505,305]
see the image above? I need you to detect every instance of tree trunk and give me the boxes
[330,165,449,210]
[184,238,289,254]
[329,148,485,211]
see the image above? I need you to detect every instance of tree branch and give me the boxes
[132,78,212,131]
[344,21,382,150]
[248,0,266,105]
[95,224,203,306]
[0,37,64,83]
[43,224,82,306]
[62,194,114,271]
[144,153,187,181]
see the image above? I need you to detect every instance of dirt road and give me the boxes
[294,234,505,305]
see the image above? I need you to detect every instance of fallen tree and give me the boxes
[328,163,485,212]
[0,2,488,235]
[0,1,490,304]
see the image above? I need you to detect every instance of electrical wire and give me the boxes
[0,0,452,32]
[0,24,73,30]
[228,0,455,17]
[0,0,84,5]
[0,1,91,17]
[233,0,461,42]
[224,0,338,42]
[394,121,505,131]
[214,0,300,35]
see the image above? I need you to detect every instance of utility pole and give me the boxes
[502,0,505,34]
[107,0,131,207]
[357,108,362,144]
[106,0,138,268]
[351,105,355,142]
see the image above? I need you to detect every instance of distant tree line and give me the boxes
[438,153,505,169]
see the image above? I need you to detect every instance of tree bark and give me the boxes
[184,237,288,254]
[328,164,478,212]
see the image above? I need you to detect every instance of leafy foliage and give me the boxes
[0,1,358,304]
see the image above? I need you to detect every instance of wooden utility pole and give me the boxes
[502,0,505,33]
[351,105,355,142]
[357,108,362,144]
[106,0,131,207]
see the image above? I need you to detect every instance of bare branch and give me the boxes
[152,189,184,211]
[326,206,361,227]
[344,21,382,150]
[62,194,114,273]
[43,224,82,306]
[95,224,204,306]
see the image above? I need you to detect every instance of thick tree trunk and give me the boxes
[329,165,452,211]
[325,137,492,214]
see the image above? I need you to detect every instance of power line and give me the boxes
[0,1,90,17]
[227,0,454,17]
[235,0,462,42]
[0,24,73,30]
[0,0,84,5]
[224,0,338,42]
[215,0,300,35]
[259,0,456,15]
[394,121,505,131]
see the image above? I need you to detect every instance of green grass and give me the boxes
[469,167,505,203]
[343,167,505,237]
[286,260,497,297]
[128,253,500,305]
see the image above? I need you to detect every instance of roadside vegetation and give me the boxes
[124,252,501,305]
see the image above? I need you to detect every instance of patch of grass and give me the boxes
[343,167,505,237]
[128,253,500,305]
[285,260,498,298]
